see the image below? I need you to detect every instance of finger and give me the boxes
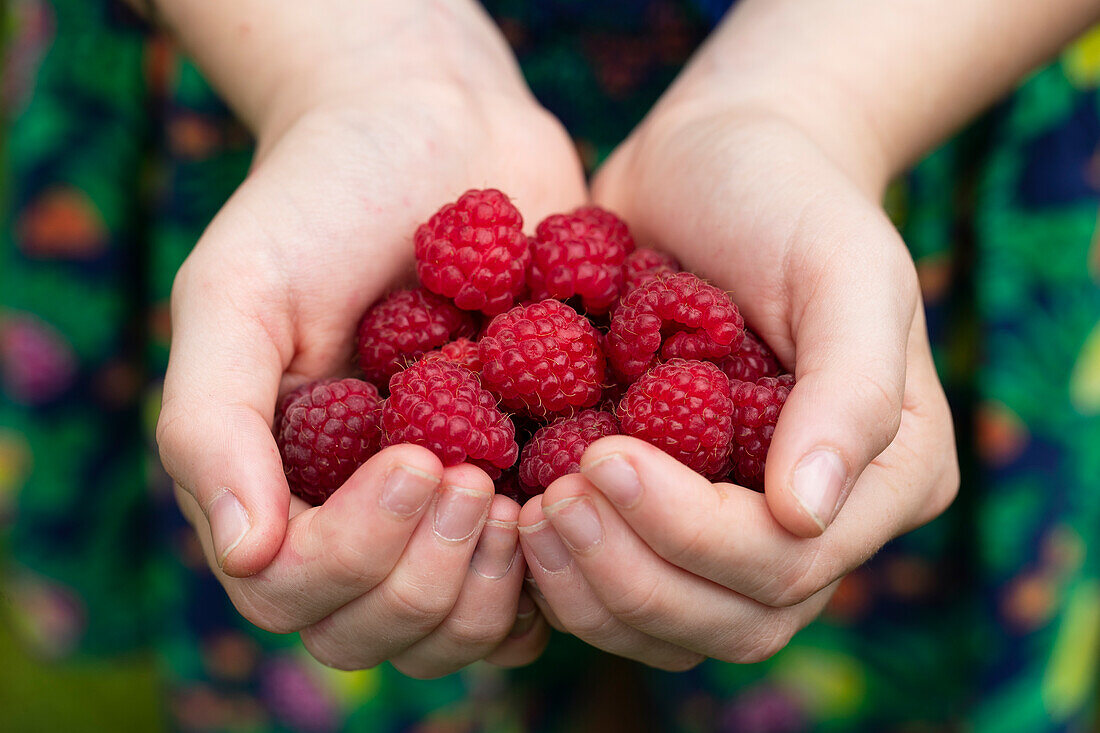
[542,475,829,662]
[299,464,494,670]
[518,499,702,671]
[765,221,918,536]
[390,494,527,678]
[485,591,552,668]
[158,245,295,577]
[579,329,956,609]
[179,444,444,631]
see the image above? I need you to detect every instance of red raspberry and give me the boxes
[519,410,619,491]
[380,359,518,475]
[617,359,733,478]
[621,248,681,292]
[274,377,337,433]
[528,206,635,314]
[479,300,606,419]
[420,337,482,372]
[356,288,478,385]
[414,188,529,315]
[729,374,794,490]
[606,272,745,383]
[278,378,384,505]
[716,330,782,383]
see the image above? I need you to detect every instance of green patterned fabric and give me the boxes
[2,1,1100,731]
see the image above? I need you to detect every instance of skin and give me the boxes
[523,0,1100,668]
[138,0,1100,672]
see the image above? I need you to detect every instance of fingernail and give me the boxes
[581,453,642,508]
[471,523,519,580]
[791,449,848,530]
[209,489,250,567]
[379,463,439,517]
[520,520,572,574]
[433,486,491,542]
[510,593,538,638]
[543,497,602,552]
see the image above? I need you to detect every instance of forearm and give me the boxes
[125,0,526,136]
[669,0,1100,192]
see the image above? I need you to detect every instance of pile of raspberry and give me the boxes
[274,188,794,505]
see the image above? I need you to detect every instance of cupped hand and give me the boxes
[517,103,959,668]
[156,31,582,671]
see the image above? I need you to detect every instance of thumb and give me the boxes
[157,263,292,577]
[764,241,917,537]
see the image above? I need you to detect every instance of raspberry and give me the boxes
[606,272,745,382]
[479,300,606,419]
[717,330,782,383]
[356,288,478,385]
[274,377,337,433]
[420,337,482,372]
[278,378,384,505]
[617,359,734,478]
[528,206,635,314]
[621,248,681,292]
[519,409,619,492]
[729,374,794,490]
[380,359,518,475]
[414,188,529,315]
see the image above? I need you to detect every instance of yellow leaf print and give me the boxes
[773,648,866,718]
[1041,581,1100,720]
[1069,320,1100,415]
[1064,24,1100,89]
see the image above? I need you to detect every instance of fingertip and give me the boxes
[766,431,853,537]
[218,509,287,577]
[541,473,591,509]
[441,462,495,495]
[487,493,521,524]
[371,444,446,486]
[518,495,547,528]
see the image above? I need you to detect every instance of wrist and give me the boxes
[655,72,893,199]
[155,0,530,143]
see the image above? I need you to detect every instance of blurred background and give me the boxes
[2,1,1100,732]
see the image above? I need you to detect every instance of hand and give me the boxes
[156,5,580,673]
[517,102,959,668]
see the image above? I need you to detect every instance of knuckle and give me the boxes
[561,605,619,641]
[441,613,511,649]
[759,547,832,608]
[726,621,795,664]
[389,657,450,680]
[661,521,710,570]
[299,627,374,671]
[603,577,666,627]
[652,651,706,673]
[324,534,386,590]
[382,580,455,631]
[848,368,904,439]
[229,586,303,635]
